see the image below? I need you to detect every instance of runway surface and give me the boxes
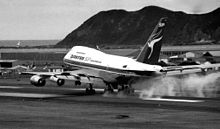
[0,83,220,129]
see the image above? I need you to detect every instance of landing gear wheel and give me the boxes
[104,87,114,94]
[85,84,96,95]
[118,86,134,95]
[57,79,65,86]
[85,88,96,94]
[86,88,89,94]
[104,83,114,94]
[75,81,81,86]
[117,85,125,93]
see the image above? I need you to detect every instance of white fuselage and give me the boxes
[63,46,162,75]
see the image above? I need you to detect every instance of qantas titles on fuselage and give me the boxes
[70,54,102,64]
[70,55,85,60]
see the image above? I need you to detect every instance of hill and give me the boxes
[56,6,220,48]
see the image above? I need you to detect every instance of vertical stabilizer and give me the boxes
[136,17,167,64]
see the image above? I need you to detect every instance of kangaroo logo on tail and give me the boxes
[147,31,163,59]
[136,17,167,65]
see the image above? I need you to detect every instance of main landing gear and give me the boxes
[104,82,115,94]
[104,85,114,94]
[104,83,134,95]
[85,83,96,95]
[118,85,134,95]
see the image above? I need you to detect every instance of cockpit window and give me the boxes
[76,52,85,54]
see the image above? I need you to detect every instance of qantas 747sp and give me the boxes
[22,18,220,94]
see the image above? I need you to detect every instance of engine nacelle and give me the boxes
[49,76,65,86]
[30,75,46,87]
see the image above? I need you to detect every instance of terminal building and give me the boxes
[0,48,68,66]
[160,45,220,64]
[0,52,66,66]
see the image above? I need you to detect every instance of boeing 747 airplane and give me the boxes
[22,18,220,94]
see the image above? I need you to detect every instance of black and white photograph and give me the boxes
[0,0,220,128]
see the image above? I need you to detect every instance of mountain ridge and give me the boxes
[56,6,220,47]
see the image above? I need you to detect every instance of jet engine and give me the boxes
[49,76,65,86]
[30,75,46,87]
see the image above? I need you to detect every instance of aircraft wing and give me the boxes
[21,69,105,84]
[162,63,220,76]
[21,71,62,77]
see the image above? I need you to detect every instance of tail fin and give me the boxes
[136,17,167,64]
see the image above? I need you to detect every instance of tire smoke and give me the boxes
[132,72,220,99]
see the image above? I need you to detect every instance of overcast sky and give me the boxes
[0,0,219,40]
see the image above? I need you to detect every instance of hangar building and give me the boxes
[0,60,20,68]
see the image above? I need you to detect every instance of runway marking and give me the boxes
[0,87,206,102]
[69,88,140,93]
[141,97,204,103]
[0,86,140,93]
[0,86,23,89]
[0,92,64,98]
[69,88,104,91]
[70,88,118,92]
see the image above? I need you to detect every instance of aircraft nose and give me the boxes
[63,50,72,62]
[63,53,68,60]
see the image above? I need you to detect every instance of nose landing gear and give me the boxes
[103,82,134,95]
